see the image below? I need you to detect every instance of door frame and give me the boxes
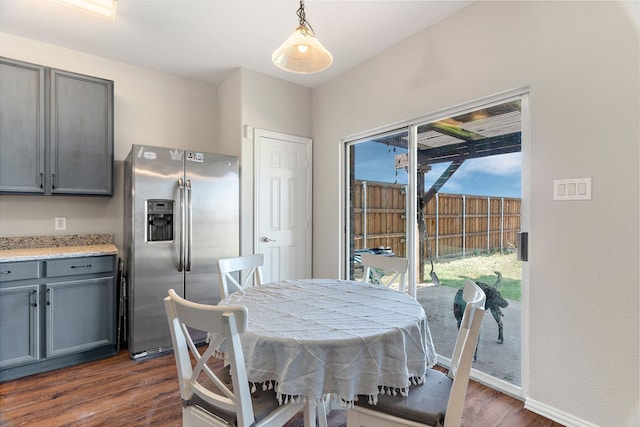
[342,87,530,399]
[253,128,312,281]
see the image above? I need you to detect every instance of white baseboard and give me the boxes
[525,397,600,427]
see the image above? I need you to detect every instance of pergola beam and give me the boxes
[418,131,521,166]
[418,131,521,204]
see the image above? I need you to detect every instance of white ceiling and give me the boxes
[0,0,473,88]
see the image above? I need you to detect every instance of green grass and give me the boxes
[428,252,522,301]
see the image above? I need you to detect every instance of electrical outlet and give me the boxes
[55,216,67,231]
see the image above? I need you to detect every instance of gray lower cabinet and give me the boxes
[0,284,40,367]
[46,277,115,357]
[0,57,114,196]
[0,255,116,381]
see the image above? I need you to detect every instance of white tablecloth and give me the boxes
[210,278,437,404]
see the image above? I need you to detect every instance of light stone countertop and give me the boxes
[0,244,119,263]
[0,234,118,263]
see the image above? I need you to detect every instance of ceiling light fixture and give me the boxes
[272,0,333,74]
[49,0,118,21]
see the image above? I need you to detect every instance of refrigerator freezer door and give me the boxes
[127,145,185,356]
[184,151,239,305]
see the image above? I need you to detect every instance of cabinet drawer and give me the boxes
[0,261,41,282]
[46,256,113,278]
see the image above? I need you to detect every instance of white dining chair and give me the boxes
[164,289,303,427]
[218,254,264,298]
[360,253,409,292]
[346,280,486,427]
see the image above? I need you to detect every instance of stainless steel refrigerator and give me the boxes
[123,145,238,358]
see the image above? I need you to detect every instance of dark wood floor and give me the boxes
[0,350,562,426]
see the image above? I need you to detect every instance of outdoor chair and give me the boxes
[360,253,409,292]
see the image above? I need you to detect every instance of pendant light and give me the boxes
[272,0,333,74]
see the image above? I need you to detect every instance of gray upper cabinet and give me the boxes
[49,69,113,195]
[0,57,114,196]
[0,58,46,194]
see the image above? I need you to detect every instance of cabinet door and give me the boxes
[0,285,40,367]
[0,58,46,194]
[49,69,113,195]
[46,277,115,357]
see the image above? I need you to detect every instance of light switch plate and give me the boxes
[553,178,591,200]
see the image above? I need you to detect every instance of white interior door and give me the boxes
[255,129,311,282]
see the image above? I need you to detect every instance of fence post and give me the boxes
[500,197,505,253]
[362,181,367,249]
[435,193,439,260]
[487,196,491,252]
[462,195,466,257]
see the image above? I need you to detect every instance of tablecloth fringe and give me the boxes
[249,375,426,408]
[250,381,322,406]
[411,375,425,385]
[340,375,425,407]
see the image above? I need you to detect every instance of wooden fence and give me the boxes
[351,180,521,260]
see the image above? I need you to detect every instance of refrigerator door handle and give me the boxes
[186,179,193,271]
[178,178,185,272]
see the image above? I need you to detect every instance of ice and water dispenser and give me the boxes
[146,200,174,242]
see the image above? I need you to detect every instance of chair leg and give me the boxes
[317,394,330,427]
[184,406,223,427]
[304,400,317,427]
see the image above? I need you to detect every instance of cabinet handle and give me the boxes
[0,270,10,275]
[51,173,56,189]
[40,172,44,189]
[46,288,51,306]
[31,290,37,307]
[70,264,92,269]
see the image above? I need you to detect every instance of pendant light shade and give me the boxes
[272,1,333,74]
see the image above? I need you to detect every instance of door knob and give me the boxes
[261,236,275,242]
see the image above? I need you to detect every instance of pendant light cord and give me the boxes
[297,0,316,37]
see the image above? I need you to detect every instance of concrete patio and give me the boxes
[416,283,521,386]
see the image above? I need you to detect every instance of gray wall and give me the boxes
[218,68,312,257]
[311,1,639,426]
[1,1,638,425]
[0,32,219,251]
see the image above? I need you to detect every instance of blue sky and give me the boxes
[354,143,521,198]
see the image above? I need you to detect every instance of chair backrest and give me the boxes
[164,289,254,426]
[360,253,409,292]
[444,280,486,427]
[218,253,264,298]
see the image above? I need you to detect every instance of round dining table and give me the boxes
[210,278,437,426]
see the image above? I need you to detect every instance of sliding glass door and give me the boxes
[346,130,409,285]
[345,94,527,396]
